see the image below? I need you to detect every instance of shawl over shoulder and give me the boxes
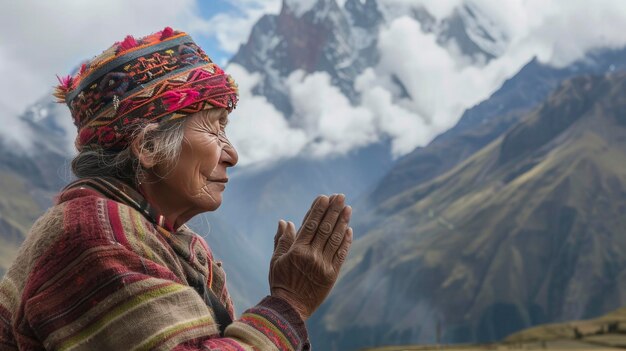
[0,179,310,350]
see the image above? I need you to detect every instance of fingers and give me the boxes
[311,194,345,251]
[275,221,296,258]
[323,205,352,260]
[333,227,353,269]
[301,195,325,227]
[299,194,337,230]
[296,195,330,245]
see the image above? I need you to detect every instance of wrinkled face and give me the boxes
[156,108,238,213]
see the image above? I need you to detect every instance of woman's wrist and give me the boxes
[270,288,310,321]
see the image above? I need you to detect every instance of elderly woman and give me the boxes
[0,28,352,350]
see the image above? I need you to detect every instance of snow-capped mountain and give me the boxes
[231,0,509,116]
[231,0,381,115]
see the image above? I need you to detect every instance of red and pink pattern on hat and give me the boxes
[54,27,239,151]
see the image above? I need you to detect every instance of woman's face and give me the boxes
[155,108,238,214]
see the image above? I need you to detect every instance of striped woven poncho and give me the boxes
[0,178,310,350]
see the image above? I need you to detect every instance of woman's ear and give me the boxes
[131,123,160,169]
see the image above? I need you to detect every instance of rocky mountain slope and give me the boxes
[309,72,626,350]
[0,169,45,276]
[0,99,69,275]
[362,47,626,217]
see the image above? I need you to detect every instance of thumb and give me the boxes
[273,220,286,253]
[274,221,296,259]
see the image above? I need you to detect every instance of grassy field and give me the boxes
[361,337,626,350]
[362,308,626,350]
[500,308,626,350]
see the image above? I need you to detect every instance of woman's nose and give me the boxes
[222,143,238,167]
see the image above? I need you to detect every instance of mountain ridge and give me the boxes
[309,71,626,350]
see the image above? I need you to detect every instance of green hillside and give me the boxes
[0,169,45,274]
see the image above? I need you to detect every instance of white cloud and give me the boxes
[379,0,462,20]
[226,64,308,166]
[378,0,626,67]
[348,0,626,157]
[355,69,431,156]
[502,0,626,67]
[287,71,378,158]
[284,0,318,17]
[0,47,41,146]
[226,67,380,166]
[357,16,506,155]
[379,17,468,121]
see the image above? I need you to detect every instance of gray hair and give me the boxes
[71,118,186,186]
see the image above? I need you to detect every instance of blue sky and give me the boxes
[192,0,282,65]
[195,0,241,64]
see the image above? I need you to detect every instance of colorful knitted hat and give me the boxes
[54,27,238,151]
